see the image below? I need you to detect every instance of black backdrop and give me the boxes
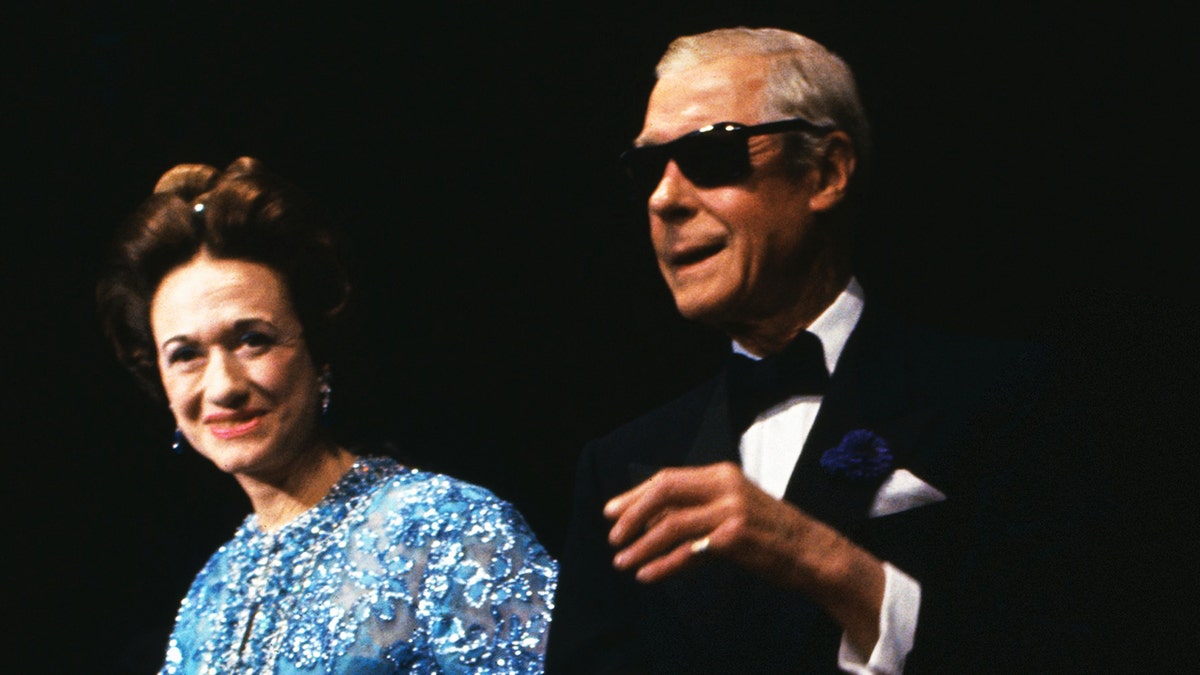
[7,3,1190,672]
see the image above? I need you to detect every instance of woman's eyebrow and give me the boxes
[159,334,192,351]
[158,318,277,351]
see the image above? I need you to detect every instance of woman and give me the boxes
[97,157,557,674]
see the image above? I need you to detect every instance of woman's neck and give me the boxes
[236,444,357,532]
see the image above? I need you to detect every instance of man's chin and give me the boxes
[671,291,737,326]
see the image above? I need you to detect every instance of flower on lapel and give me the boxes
[820,429,895,482]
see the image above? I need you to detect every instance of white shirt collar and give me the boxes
[732,277,865,375]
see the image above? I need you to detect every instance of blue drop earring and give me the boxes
[171,427,185,455]
[319,366,333,427]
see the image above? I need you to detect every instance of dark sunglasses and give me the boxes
[619,116,836,197]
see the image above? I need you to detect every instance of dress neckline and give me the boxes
[242,455,404,538]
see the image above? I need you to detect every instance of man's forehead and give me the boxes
[637,54,771,146]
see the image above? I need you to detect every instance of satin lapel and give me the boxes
[783,306,914,533]
[639,369,823,652]
[625,371,739,489]
[657,370,839,663]
[683,368,741,467]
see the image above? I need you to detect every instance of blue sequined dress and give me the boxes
[160,455,557,674]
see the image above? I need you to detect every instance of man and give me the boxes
[546,27,1107,674]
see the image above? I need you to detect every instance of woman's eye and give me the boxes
[239,331,275,349]
[166,346,200,365]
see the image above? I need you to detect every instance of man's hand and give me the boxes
[604,461,886,653]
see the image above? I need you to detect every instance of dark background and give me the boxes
[6,3,1190,672]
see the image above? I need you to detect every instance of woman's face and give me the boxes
[150,252,323,483]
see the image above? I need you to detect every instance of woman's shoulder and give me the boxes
[350,455,533,534]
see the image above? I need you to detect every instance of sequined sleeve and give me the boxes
[365,473,558,673]
[159,457,557,674]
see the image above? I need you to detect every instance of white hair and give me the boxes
[656,27,871,177]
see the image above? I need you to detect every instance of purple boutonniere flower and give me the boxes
[820,429,895,481]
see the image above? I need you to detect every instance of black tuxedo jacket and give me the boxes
[546,303,1111,674]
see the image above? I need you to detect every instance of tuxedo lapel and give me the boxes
[619,308,948,671]
[638,305,943,533]
[683,369,741,467]
[653,366,849,670]
[624,372,739,489]
[784,306,920,532]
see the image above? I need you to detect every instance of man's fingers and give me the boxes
[612,504,712,570]
[605,466,725,546]
[630,521,739,583]
[607,463,741,518]
[632,540,702,583]
[604,462,753,579]
[603,479,652,519]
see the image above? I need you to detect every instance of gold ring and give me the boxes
[690,536,711,554]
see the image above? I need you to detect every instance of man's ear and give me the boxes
[808,131,856,213]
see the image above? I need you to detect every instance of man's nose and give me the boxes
[648,160,698,224]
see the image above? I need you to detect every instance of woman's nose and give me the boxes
[202,348,250,407]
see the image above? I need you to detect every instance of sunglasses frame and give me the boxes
[619,116,837,196]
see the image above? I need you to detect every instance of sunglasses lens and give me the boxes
[674,133,750,188]
[620,146,670,197]
[621,130,751,196]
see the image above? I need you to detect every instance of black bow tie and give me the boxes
[727,331,830,434]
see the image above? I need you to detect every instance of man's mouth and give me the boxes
[670,242,725,267]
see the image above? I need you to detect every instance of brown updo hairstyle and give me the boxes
[97,157,351,401]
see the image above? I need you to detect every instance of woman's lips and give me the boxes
[205,413,265,440]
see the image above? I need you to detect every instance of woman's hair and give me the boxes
[97,156,351,400]
[657,27,871,191]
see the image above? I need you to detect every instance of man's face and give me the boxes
[636,55,827,331]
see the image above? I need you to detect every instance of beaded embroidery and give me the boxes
[160,456,557,674]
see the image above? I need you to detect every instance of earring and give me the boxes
[171,428,185,455]
[319,366,333,426]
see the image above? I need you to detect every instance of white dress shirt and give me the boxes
[735,278,919,675]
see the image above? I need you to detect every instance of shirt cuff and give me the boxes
[836,562,920,674]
